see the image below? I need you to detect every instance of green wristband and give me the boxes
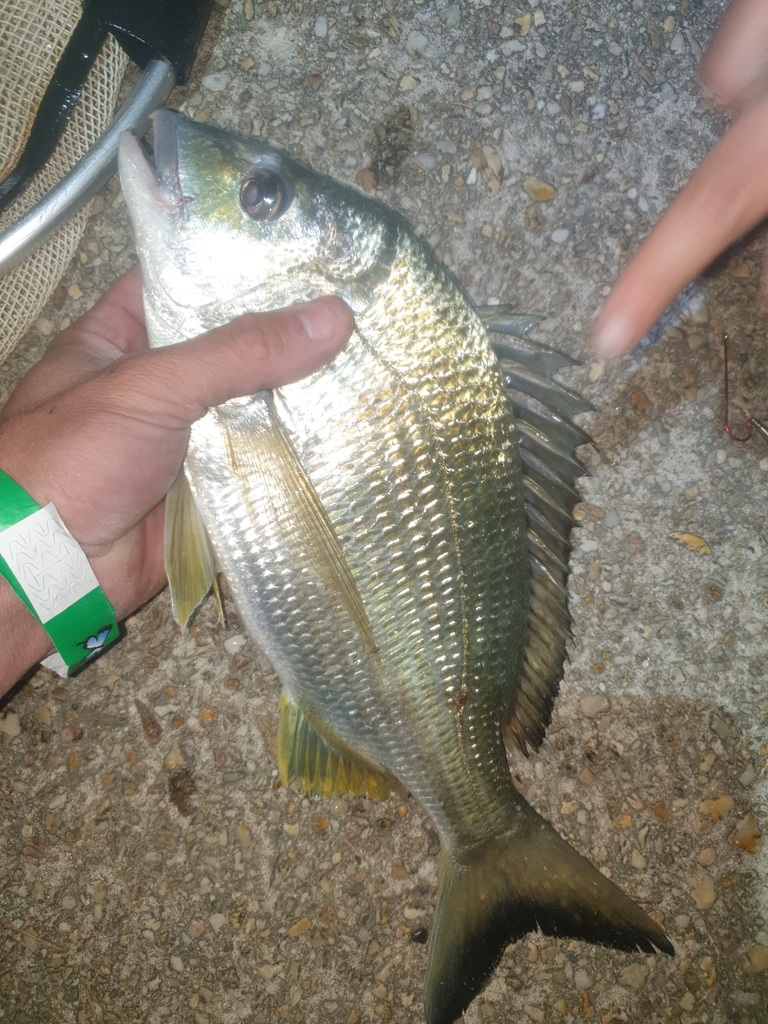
[0,470,118,678]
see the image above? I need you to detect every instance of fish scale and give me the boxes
[120,109,674,1024]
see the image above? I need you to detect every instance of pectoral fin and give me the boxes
[277,693,398,800]
[164,470,217,628]
[221,392,378,656]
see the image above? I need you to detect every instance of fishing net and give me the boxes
[0,0,129,364]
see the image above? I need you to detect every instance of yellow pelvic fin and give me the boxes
[277,693,396,801]
[164,470,216,628]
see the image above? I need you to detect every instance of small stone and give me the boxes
[732,991,760,1006]
[515,13,532,35]
[619,963,649,989]
[733,814,762,853]
[579,694,609,718]
[68,283,83,299]
[135,699,162,746]
[224,634,246,655]
[170,955,184,972]
[258,964,284,982]
[588,361,604,381]
[164,742,186,770]
[60,725,83,742]
[355,168,378,192]
[405,31,428,55]
[613,814,632,829]
[209,913,227,934]
[699,752,716,773]
[392,858,409,880]
[699,795,732,821]
[674,914,690,928]
[288,916,311,937]
[550,228,569,244]
[579,768,594,786]
[679,992,695,1011]
[188,918,204,938]
[553,1000,568,1015]
[740,765,757,786]
[626,532,645,554]
[314,15,328,38]
[697,847,716,866]
[441,3,460,28]
[399,75,418,92]
[244,0,254,21]
[690,873,716,908]
[0,713,21,737]
[668,532,711,556]
[524,1007,544,1023]
[413,154,436,170]
[653,801,668,823]
[202,72,229,92]
[747,945,768,972]
[631,849,647,870]
[574,969,592,991]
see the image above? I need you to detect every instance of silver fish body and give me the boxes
[119,111,672,1024]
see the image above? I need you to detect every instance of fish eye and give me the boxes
[239,170,288,221]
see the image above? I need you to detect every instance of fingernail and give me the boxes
[591,312,631,357]
[295,297,352,347]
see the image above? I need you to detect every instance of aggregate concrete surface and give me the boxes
[1,1,767,1022]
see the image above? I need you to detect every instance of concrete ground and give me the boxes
[1,1,766,1022]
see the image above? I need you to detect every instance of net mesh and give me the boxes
[0,1,129,363]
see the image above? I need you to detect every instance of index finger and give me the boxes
[701,0,768,110]
[592,90,768,358]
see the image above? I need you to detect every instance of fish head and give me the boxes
[118,110,398,327]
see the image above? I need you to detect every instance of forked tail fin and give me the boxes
[424,816,673,1024]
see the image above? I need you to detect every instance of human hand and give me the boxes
[0,266,353,693]
[592,0,768,358]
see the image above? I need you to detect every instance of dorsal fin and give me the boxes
[483,315,591,755]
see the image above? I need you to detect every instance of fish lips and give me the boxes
[118,109,185,215]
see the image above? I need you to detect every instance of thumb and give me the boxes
[110,296,355,427]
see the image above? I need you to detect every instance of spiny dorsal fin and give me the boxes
[482,317,591,755]
[164,470,218,628]
[277,693,399,800]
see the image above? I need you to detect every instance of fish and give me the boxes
[118,110,673,1024]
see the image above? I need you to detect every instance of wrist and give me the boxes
[0,574,53,697]
[0,469,121,682]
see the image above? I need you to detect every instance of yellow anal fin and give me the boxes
[277,693,396,801]
[164,470,215,628]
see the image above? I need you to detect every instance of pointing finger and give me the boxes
[592,90,768,358]
[700,0,768,111]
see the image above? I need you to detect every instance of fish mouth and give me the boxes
[118,109,185,214]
